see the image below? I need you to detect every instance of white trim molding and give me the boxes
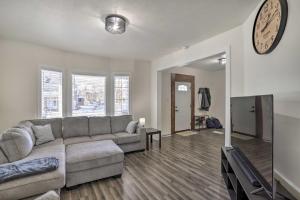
[274,169,300,199]
[152,45,231,146]
[111,72,132,116]
[69,72,107,117]
[38,66,65,119]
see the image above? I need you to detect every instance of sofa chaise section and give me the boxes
[0,141,65,200]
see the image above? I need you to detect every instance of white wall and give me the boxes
[243,1,300,95]
[0,39,151,131]
[160,67,225,135]
[152,26,244,96]
[209,69,226,126]
[151,26,243,137]
[242,0,300,194]
[273,93,300,198]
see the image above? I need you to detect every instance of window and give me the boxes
[41,69,63,118]
[72,74,106,116]
[178,84,188,91]
[114,75,130,115]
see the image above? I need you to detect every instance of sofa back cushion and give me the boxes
[62,117,89,138]
[0,128,34,162]
[111,115,133,133]
[89,116,111,136]
[15,121,36,144]
[0,148,8,164]
[30,118,62,138]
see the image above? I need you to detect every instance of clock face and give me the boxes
[253,0,288,54]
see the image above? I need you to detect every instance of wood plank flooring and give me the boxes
[61,130,230,200]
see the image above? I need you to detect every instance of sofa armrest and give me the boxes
[137,127,146,149]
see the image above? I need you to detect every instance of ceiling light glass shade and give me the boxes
[105,15,126,34]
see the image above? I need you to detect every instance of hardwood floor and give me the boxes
[61,130,230,200]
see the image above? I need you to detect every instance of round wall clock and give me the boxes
[253,0,288,54]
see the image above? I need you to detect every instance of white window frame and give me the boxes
[38,66,64,119]
[70,72,107,117]
[112,73,132,116]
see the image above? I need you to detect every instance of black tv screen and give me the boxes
[231,95,273,194]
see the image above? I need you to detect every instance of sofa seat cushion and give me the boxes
[63,136,93,146]
[35,138,63,149]
[91,134,117,143]
[66,140,124,173]
[113,132,141,145]
[0,144,65,200]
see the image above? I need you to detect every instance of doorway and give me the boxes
[156,47,231,146]
[231,96,268,139]
[171,73,195,134]
[231,96,256,136]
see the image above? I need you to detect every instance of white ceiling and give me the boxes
[0,0,260,60]
[187,53,226,71]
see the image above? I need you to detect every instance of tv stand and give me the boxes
[221,146,270,200]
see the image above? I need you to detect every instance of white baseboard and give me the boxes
[274,169,300,199]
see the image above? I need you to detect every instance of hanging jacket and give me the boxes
[198,88,211,111]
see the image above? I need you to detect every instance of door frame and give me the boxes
[231,96,263,138]
[171,73,195,134]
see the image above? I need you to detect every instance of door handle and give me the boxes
[249,109,255,112]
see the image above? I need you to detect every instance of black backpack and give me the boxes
[206,117,223,129]
[206,118,215,128]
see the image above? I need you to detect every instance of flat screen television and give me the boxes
[231,95,273,198]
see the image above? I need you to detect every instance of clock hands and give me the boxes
[261,10,279,33]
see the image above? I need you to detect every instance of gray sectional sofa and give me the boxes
[0,115,146,200]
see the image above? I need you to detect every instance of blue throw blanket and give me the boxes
[0,157,59,183]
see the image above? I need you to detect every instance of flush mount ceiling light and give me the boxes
[105,14,127,34]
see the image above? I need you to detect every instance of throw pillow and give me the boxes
[16,121,36,145]
[32,124,55,145]
[0,128,34,162]
[126,121,138,134]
